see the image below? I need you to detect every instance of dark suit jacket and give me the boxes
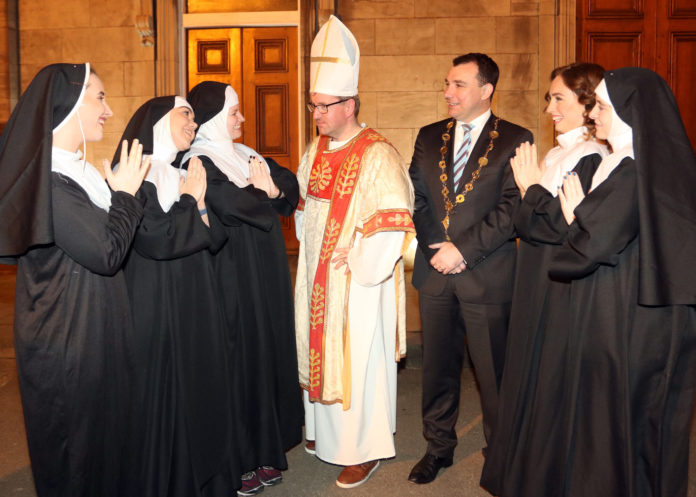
[409,113,533,304]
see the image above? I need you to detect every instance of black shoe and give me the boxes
[408,453,453,484]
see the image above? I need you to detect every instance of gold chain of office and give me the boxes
[438,117,500,239]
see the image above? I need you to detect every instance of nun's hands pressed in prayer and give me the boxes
[248,156,280,198]
[180,157,209,226]
[104,139,150,195]
[557,172,585,225]
[510,141,543,198]
[179,156,207,208]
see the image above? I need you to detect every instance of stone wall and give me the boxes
[339,0,556,161]
[14,0,559,164]
[19,0,155,165]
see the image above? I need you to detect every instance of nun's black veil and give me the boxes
[605,67,696,305]
[111,95,175,167]
[187,80,227,128]
[0,63,87,258]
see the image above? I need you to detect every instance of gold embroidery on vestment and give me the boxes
[310,283,325,329]
[319,218,340,263]
[309,157,332,194]
[337,154,360,199]
[309,348,321,389]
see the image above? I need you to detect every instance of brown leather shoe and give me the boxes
[336,460,380,488]
[305,440,316,455]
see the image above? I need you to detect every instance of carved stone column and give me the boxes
[555,0,576,67]
[538,0,576,156]
[155,0,182,96]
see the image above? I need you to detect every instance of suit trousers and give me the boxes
[419,276,509,458]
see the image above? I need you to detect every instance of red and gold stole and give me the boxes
[306,128,385,401]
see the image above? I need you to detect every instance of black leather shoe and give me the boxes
[408,453,453,484]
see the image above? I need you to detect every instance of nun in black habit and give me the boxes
[0,63,149,497]
[481,63,607,496]
[112,96,237,497]
[490,67,696,497]
[184,81,303,492]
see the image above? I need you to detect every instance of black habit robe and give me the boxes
[0,63,144,497]
[186,80,303,475]
[481,154,602,496]
[114,97,237,497]
[16,178,142,497]
[199,155,303,471]
[484,67,696,497]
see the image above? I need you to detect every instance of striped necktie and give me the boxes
[452,123,473,189]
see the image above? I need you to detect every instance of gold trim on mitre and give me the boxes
[310,16,334,93]
[309,15,359,96]
[311,56,352,65]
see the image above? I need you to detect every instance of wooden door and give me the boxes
[577,0,696,149]
[187,26,300,252]
[655,1,696,151]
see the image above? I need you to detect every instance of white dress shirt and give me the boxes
[453,108,492,161]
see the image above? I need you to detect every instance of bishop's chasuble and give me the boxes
[295,128,415,411]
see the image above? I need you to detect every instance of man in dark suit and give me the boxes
[408,53,533,484]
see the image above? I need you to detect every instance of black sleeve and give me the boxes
[409,129,448,261]
[453,128,533,267]
[549,157,639,280]
[267,157,299,217]
[132,182,213,260]
[516,153,603,245]
[52,174,143,276]
[205,209,229,254]
[198,156,276,232]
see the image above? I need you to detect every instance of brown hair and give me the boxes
[546,62,604,137]
[350,94,360,118]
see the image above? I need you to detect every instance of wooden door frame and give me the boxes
[155,1,307,149]
[535,0,577,155]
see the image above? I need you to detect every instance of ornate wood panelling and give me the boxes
[255,39,288,72]
[670,0,696,17]
[586,32,643,68]
[578,0,696,150]
[186,27,242,92]
[587,0,643,17]
[241,26,299,252]
[197,40,230,73]
[669,34,696,145]
[255,85,289,156]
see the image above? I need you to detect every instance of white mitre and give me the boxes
[310,15,359,96]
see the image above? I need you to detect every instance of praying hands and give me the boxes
[510,141,544,198]
[248,156,280,198]
[557,172,585,224]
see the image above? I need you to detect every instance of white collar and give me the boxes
[556,126,587,149]
[457,108,491,129]
[52,146,112,211]
[328,123,365,150]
